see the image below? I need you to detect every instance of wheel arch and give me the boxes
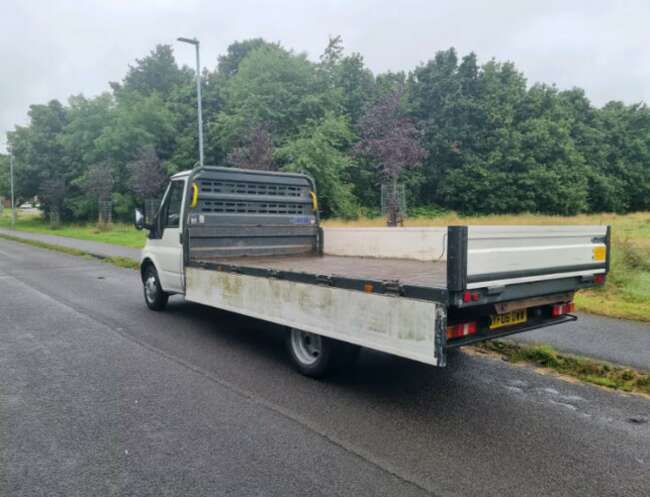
[140,257,158,281]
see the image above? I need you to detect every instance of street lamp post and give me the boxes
[10,153,15,229]
[177,37,204,167]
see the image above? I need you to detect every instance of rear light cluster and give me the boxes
[462,291,481,303]
[552,302,576,317]
[447,322,477,340]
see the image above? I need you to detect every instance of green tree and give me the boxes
[593,102,650,212]
[0,154,9,199]
[276,114,358,218]
[318,36,375,126]
[115,45,191,99]
[211,45,327,153]
[217,39,281,78]
[7,100,69,216]
[5,40,650,222]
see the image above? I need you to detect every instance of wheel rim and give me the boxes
[290,329,322,366]
[144,275,158,303]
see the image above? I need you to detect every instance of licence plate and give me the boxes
[490,309,528,330]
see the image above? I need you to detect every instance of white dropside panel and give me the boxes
[323,227,447,261]
[466,225,607,289]
[185,267,441,366]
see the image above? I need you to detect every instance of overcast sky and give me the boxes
[1,0,649,152]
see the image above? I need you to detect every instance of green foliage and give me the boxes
[211,44,328,151]
[407,205,449,218]
[117,45,192,98]
[217,39,281,78]
[4,38,650,223]
[276,114,358,218]
[0,154,9,197]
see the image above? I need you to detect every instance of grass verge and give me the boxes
[477,341,650,396]
[0,210,146,249]
[0,233,139,270]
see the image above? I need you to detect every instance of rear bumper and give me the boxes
[449,274,603,308]
[445,314,577,349]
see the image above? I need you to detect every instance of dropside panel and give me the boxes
[185,267,442,366]
[465,225,608,289]
[323,227,447,261]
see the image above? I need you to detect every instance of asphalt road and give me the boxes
[1,238,649,497]
[514,312,650,370]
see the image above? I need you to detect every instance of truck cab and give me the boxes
[137,171,191,301]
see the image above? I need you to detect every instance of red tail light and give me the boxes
[594,274,606,285]
[462,291,481,303]
[552,302,576,317]
[447,322,477,340]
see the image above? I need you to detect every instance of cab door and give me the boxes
[149,179,186,293]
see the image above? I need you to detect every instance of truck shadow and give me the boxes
[166,297,468,401]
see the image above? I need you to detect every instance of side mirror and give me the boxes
[134,208,145,230]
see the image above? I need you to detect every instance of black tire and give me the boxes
[142,264,169,311]
[286,328,360,378]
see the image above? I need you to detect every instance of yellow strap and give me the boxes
[191,182,199,208]
[309,191,318,211]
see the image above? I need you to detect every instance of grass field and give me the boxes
[0,210,146,248]
[2,209,649,321]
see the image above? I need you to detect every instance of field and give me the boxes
[2,209,649,321]
[0,209,146,248]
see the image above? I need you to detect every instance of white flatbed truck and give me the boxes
[135,166,610,377]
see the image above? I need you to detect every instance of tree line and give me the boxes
[2,36,650,222]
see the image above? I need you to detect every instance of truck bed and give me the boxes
[192,254,447,289]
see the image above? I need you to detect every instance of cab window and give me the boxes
[163,180,184,229]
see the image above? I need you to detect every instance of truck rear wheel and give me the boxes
[143,265,169,311]
[286,328,360,378]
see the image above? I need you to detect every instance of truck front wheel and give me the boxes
[286,328,360,378]
[143,265,169,311]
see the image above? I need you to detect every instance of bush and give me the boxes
[407,205,450,218]
[619,238,650,272]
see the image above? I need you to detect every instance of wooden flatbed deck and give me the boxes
[192,254,447,289]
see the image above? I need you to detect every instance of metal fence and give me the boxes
[381,182,406,226]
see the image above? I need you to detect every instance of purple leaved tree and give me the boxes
[355,87,427,226]
[227,125,275,171]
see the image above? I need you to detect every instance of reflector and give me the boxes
[552,302,576,317]
[447,322,478,339]
[593,246,607,262]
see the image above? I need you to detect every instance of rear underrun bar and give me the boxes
[445,314,578,349]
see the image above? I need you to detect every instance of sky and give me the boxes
[1,0,649,152]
